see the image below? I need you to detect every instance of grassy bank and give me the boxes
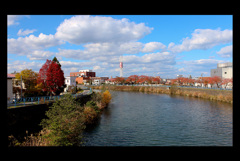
[92,85,232,104]
[8,90,112,146]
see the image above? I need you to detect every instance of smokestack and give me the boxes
[119,56,123,77]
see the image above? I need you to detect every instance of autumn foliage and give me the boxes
[37,59,65,95]
[125,75,161,84]
[101,90,112,107]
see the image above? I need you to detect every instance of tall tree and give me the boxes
[52,56,61,68]
[37,59,65,95]
[15,69,38,90]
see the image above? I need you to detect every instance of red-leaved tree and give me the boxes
[126,75,139,84]
[37,59,65,96]
[137,75,152,84]
[152,76,161,84]
[212,76,222,88]
[114,77,125,84]
[221,78,232,89]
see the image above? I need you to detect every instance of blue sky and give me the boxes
[7,15,232,78]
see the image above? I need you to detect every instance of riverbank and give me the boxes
[91,85,232,104]
[8,90,112,146]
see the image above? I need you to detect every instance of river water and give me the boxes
[82,91,232,146]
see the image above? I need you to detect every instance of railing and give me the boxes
[8,89,92,108]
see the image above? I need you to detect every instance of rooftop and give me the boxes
[7,74,16,78]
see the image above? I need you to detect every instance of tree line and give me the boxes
[112,75,161,84]
[171,76,232,89]
[110,75,232,89]
[13,57,65,97]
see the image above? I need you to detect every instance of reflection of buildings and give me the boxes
[211,62,232,79]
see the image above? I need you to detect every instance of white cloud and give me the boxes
[56,50,177,77]
[17,29,37,36]
[216,45,232,58]
[7,15,21,26]
[27,50,55,60]
[178,68,186,72]
[7,15,30,26]
[8,60,42,73]
[55,15,153,44]
[168,28,232,53]
[8,33,64,55]
[123,52,175,64]
[182,59,224,66]
[141,42,166,53]
[56,41,167,62]
[93,66,101,70]
[119,42,144,54]
[177,59,225,77]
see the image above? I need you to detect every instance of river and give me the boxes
[82,91,232,146]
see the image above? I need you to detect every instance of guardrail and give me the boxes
[8,89,92,108]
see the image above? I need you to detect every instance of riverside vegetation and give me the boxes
[92,85,232,104]
[8,90,112,146]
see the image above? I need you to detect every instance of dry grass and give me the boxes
[92,85,232,104]
[8,130,51,146]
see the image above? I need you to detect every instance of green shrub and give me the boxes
[40,94,86,146]
[86,100,100,113]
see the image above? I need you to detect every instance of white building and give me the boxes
[91,77,109,85]
[211,62,232,79]
[64,76,77,92]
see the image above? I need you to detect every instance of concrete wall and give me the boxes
[221,67,232,79]
[7,103,52,140]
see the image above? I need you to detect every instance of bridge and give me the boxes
[7,88,92,109]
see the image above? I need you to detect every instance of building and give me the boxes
[70,69,96,77]
[161,78,172,85]
[91,77,109,85]
[105,77,116,85]
[75,76,91,85]
[64,76,77,92]
[8,73,27,99]
[7,74,15,102]
[211,62,232,79]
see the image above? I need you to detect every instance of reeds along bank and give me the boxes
[92,85,232,104]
